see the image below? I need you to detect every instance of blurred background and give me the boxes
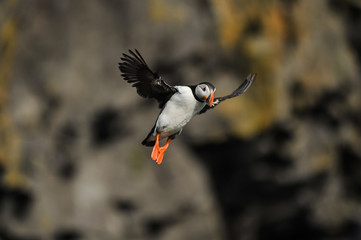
[1,0,361,239]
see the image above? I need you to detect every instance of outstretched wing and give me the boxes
[119,49,177,108]
[199,73,256,114]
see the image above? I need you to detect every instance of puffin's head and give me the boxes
[195,82,216,107]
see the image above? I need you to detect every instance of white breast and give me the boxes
[155,86,205,139]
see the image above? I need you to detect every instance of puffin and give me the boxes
[119,49,256,164]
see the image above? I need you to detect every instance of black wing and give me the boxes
[199,73,256,114]
[119,49,177,108]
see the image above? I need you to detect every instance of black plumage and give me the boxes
[118,49,177,108]
[118,49,256,164]
[198,73,256,114]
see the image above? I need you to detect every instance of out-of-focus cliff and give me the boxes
[1,0,361,239]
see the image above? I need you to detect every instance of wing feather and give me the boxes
[118,49,177,108]
[198,73,256,114]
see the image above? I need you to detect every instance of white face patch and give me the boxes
[195,84,211,101]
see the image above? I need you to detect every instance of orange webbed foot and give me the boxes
[150,136,172,165]
[155,138,171,164]
[151,134,160,161]
[156,146,166,164]
[156,151,165,164]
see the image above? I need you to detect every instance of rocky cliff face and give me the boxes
[1,0,361,239]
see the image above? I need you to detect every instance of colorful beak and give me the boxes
[207,91,214,107]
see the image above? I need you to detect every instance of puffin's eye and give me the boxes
[202,87,206,91]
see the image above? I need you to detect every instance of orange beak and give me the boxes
[207,91,214,107]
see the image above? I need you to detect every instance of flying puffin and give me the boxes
[119,49,256,164]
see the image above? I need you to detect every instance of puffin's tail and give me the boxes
[141,126,156,147]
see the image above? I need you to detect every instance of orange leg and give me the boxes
[151,134,160,161]
[156,138,171,164]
